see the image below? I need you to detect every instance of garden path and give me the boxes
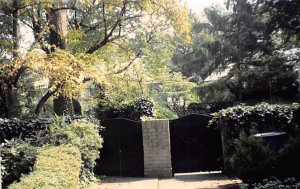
[90,172,241,189]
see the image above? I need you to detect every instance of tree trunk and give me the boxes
[5,84,20,118]
[35,90,56,115]
[3,0,21,118]
[53,94,74,117]
[49,7,68,50]
[13,0,19,57]
[48,6,81,117]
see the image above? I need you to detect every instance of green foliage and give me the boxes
[0,118,52,143]
[0,139,38,188]
[97,98,154,121]
[259,0,300,49]
[209,102,300,132]
[239,177,300,189]
[174,0,299,103]
[231,132,300,184]
[8,146,81,189]
[172,7,229,82]
[196,79,235,103]
[153,102,178,119]
[0,118,103,188]
[41,119,103,174]
[275,137,300,178]
[230,132,276,183]
[226,56,299,102]
[0,0,192,118]
[211,103,300,183]
[187,100,235,114]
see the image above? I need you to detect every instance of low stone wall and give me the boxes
[142,119,172,178]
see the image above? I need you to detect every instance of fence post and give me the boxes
[142,119,172,178]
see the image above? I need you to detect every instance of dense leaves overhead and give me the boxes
[0,0,194,118]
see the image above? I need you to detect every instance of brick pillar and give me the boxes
[142,119,172,178]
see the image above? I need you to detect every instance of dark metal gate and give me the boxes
[94,118,144,177]
[170,114,222,174]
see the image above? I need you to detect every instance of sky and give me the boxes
[186,0,225,13]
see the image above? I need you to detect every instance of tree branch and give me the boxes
[85,0,128,54]
[34,82,64,115]
[112,50,142,75]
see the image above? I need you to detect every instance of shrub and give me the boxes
[230,133,300,184]
[209,102,300,133]
[0,139,38,188]
[0,118,52,143]
[230,132,276,183]
[239,177,300,189]
[153,102,177,119]
[40,119,103,182]
[130,98,155,120]
[8,146,81,189]
[210,102,300,178]
[275,137,300,178]
[97,98,154,121]
[1,118,103,188]
[187,101,235,114]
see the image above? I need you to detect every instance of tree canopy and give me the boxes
[0,0,195,118]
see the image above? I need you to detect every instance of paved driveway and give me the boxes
[91,172,241,189]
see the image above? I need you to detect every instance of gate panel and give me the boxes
[170,114,222,173]
[94,118,144,177]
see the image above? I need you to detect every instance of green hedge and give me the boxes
[0,118,51,143]
[0,117,84,143]
[230,132,276,183]
[8,146,81,189]
[96,98,154,121]
[210,102,300,176]
[0,139,38,188]
[1,119,103,188]
[42,120,103,173]
[209,102,300,135]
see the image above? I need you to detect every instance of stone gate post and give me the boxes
[142,119,172,178]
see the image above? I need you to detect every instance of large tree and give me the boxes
[174,0,299,103]
[0,0,192,118]
[0,0,23,118]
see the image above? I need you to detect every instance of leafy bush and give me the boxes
[0,117,85,143]
[210,103,300,179]
[275,137,300,178]
[0,139,38,188]
[187,100,235,114]
[1,118,103,188]
[97,98,154,121]
[210,102,300,134]
[40,119,103,181]
[195,78,234,104]
[153,102,177,119]
[8,146,81,189]
[231,132,300,184]
[0,118,52,143]
[239,177,300,189]
[230,132,276,183]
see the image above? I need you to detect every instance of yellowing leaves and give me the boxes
[140,0,191,42]
[22,49,108,99]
